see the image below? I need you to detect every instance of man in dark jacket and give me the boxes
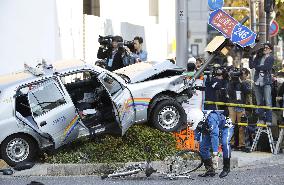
[97,36,124,71]
[249,43,274,125]
[204,68,228,111]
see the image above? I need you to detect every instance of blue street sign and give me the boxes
[208,9,238,38]
[208,9,257,48]
[231,24,254,42]
[208,0,224,10]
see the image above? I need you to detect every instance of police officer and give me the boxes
[188,109,234,178]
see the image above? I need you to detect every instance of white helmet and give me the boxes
[187,57,196,64]
[187,108,205,130]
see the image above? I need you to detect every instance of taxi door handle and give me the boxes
[40,121,47,127]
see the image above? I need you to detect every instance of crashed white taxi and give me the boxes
[0,60,190,166]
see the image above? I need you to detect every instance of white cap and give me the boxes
[188,57,196,64]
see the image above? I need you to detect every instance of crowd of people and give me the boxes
[97,35,148,71]
[183,42,281,178]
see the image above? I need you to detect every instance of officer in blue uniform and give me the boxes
[189,109,234,178]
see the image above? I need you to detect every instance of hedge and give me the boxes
[44,125,177,164]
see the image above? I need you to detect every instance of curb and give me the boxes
[11,158,238,177]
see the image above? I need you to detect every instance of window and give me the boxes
[100,74,123,97]
[29,81,66,117]
[60,71,93,85]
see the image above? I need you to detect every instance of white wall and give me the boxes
[83,15,168,63]
[0,0,83,75]
[188,0,208,57]
[87,0,174,62]
[56,0,83,60]
[0,0,60,75]
[100,0,150,25]
[0,0,175,75]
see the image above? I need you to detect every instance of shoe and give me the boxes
[242,147,251,153]
[219,158,230,178]
[198,158,216,177]
[232,146,240,151]
[238,146,245,152]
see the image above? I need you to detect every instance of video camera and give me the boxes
[204,63,243,82]
[123,40,135,52]
[204,64,225,77]
[243,40,265,58]
[227,67,242,81]
[98,35,114,48]
[98,35,135,52]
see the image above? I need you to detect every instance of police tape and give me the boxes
[234,123,284,128]
[205,101,284,111]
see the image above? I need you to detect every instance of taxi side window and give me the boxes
[28,82,66,117]
[101,74,123,97]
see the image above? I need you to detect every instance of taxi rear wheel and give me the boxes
[151,99,186,132]
[1,134,37,167]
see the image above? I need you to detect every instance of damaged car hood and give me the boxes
[114,60,185,83]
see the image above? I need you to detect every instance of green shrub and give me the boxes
[44,125,177,164]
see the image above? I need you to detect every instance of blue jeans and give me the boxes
[254,84,272,122]
[200,127,234,160]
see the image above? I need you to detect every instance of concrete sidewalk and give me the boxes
[231,151,276,168]
[1,151,283,177]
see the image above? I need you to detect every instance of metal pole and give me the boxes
[266,12,270,42]
[175,0,188,68]
[222,7,250,11]
[258,0,266,43]
[249,0,257,32]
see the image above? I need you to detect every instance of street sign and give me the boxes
[208,9,238,38]
[208,0,224,10]
[208,9,257,48]
[231,24,257,47]
[270,20,279,37]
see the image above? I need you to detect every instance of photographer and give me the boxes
[249,43,274,125]
[227,68,251,150]
[97,35,125,71]
[125,36,148,63]
[204,67,229,111]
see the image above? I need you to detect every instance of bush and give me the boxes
[44,125,177,164]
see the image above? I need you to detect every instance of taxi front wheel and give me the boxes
[151,99,186,132]
[1,134,37,167]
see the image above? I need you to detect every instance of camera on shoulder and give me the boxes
[123,40,135,52]
[98,35,113,48]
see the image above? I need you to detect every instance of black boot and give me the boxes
[198,158,216,177]
[219,158,230,178]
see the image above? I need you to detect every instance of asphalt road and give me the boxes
[1,161,284,185]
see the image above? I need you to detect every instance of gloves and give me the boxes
[212,154,219,169]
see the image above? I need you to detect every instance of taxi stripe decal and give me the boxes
[127,98,151,107]
[63,115,79,141]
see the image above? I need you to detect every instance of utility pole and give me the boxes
[258,0,266,43]
[249,0,257,32]
[264,0,276,43]
[175,0,188,68]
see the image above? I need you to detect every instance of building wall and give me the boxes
[0,0,176,75]
[83,0,176,62]
[0,0,83,75]
[0,0,60,75]
[188,0,208,57]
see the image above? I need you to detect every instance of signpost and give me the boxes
[270,20,279,37]
[208,0,224,10]
[208,9,256,48]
